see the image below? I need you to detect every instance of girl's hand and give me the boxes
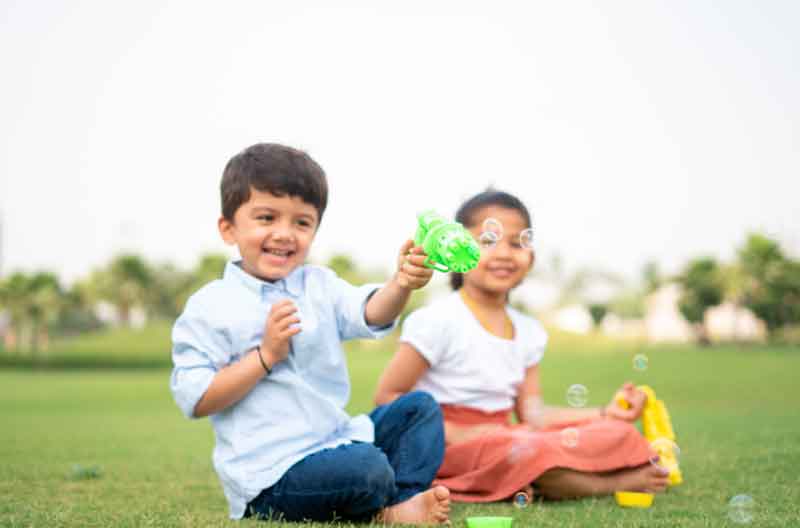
[260,299,301,367]
[394,240,434,290]
[604,382,647,422]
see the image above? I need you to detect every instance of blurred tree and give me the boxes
[57,280,104,335]
[152,262,193,320]
[738,233,800,334]
[25,272,63,352]
[642,260,662,294]
[89,254,154,326]
[678,257,724,343]
[588,304,608,328]
[0,272,32,351]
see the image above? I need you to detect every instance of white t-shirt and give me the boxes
[400,291,548,413]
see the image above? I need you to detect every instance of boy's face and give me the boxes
[219,189,319,282]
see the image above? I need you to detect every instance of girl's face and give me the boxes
[463,205,534,295]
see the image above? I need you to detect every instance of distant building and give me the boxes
[643,284,694,343]
[601,313,646,339]
[704,302,767,343]
[551,305,594,335]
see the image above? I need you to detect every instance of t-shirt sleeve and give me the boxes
[324,269,398,341]
[399,306,448,367]
[524,318,548,368]
[169,295,232,419]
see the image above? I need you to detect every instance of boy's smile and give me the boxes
[218,189,319,282]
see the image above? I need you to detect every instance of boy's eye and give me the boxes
[257,215,274,222]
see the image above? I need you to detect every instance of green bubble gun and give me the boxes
[414,210,481,273]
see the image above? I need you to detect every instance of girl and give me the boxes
[375,190,670,503]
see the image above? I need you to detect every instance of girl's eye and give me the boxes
[258,215,274,222]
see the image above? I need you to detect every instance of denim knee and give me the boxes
[354,445,396,497]
[397,391,442,421]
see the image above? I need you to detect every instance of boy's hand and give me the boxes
[260,299,301,367]
[395,240,434,290]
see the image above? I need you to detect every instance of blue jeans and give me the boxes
[245,391,444,522]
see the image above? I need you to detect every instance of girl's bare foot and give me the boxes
[616,463,670,493]
[381,485,451,525]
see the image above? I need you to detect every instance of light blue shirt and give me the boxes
[170,261,396,519]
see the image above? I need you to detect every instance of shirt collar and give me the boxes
[223,260,305,298]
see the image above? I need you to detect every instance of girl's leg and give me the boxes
[534,464,670,500]
[369,391,446,504]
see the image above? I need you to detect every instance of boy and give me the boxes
[170,143,450,523]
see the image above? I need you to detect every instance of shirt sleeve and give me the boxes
[524,319,548,368]
[399,306,447,367]
[327,271,398,341]
[170,297,232,419]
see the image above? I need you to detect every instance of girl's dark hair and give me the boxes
[220,143,328,222]
[450,189,532,290]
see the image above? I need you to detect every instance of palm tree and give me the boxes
[90,254,153,327]
[0,273,33,352]
[25,272,63,353]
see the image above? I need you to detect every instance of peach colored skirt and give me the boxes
[435,405,654,502]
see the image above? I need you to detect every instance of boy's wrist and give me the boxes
[254,346,274,374]
[390,272,414,293]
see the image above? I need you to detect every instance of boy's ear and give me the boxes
[218,215,236,245]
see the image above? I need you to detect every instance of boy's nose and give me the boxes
[271,224,293,241]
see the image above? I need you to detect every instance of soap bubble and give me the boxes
[519,228,534,250]
[560,427,580,448]
[482,218,503,239]
[650,437,681,464]
[633,354,649,371]
[566,384,588,408]
[728,494,755,524]
[479,231,499,249]
[513,491,530,509]
[507,435,536,464]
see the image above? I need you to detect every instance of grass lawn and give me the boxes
[1,329,798,527]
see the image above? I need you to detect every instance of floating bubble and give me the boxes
[560,427,580,448]
[482,217,504,239]
[650,437,681,466]
[566,384,588,408]
[479,231,499,249]
[519,228,534,250]
[728,495,755,524]
[513,491,530,509]
[633,354,649,371]
[507,437,536,464]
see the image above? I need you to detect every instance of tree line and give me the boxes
[1,233,798,352]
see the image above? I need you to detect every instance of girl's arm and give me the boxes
[515,366,646,428]
[374,342,431,405]
[375,342,508,445]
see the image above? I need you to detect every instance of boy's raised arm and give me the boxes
[365,240,433,327]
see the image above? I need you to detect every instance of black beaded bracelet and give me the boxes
[255,346,271,375]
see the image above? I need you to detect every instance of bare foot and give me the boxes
[616,463,670,494]
[381,486,451,525]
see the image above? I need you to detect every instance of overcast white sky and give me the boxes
[1,1,798,287]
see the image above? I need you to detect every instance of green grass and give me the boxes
[1,328,798,526]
